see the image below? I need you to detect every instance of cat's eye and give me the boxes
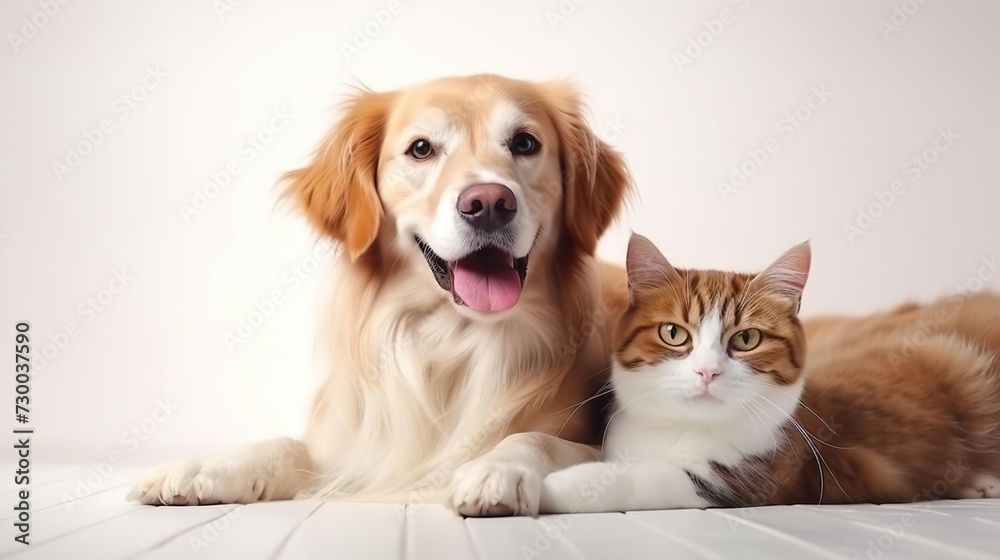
[658,323,689,346]
[730,329,762,352]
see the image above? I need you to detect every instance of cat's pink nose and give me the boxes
[696,366,722,384]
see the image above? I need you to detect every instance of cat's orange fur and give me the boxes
[767,292,1000,504]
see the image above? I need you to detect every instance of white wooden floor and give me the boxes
[4,465,1000,560]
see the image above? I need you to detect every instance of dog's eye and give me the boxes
[509,132,540,156]
[407,139,434,160]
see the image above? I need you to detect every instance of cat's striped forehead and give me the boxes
[620,265,798,335]
[673,269,757,327]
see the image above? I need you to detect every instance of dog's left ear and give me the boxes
[544,83,633,255]
[281,90,395,260]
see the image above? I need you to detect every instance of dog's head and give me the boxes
[284,75,630,317]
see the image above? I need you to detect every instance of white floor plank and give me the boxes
[879,499,1000,513]
[404,504,478,559]
[628,509,839,559]
[734,505,957,560]
[132,499,321,560]
[4,461,1000,560]
[275,502,406,560]
[465,516,585,560]
[538,512,710,560]
[0,485,140,557]
[808,505,998,559]
[7,504,240,560]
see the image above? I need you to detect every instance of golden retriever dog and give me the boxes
[128,75,631,516]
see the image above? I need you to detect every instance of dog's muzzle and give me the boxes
[417,237,529,313]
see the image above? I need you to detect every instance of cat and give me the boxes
[538,233,1000,513]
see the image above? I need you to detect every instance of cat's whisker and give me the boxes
[601,385,668,450]
[751,394,853,504]
[739,380,853,450]
[737,399,775,461]
[549,380,641,436]
[552,388,616,438]
[744,398,792,463]
[629,263,683,303]
[747,395,827,503]
[745,398,801,465]
[551,377,647,437]
[742,379,840,436]
[736,274,766,316]
[738,273,780,310]
[586,364,616,382]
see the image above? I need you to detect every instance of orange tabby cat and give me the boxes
[539,233,1000,512]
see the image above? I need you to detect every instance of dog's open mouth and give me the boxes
[417,237,529,313]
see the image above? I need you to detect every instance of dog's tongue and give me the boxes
[452,248,521,312]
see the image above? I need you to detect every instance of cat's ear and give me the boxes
[753,241,811,310]
[626,233,679,300]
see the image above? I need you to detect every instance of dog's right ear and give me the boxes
[281,91,395,260]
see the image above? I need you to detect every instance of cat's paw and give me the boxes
[127,459,269,505]
[958,473,1000,499]
[540,462,614,514]
[449,460,542,517]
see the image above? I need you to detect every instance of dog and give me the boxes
[128,74,632,516]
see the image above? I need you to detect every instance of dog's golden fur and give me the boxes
[129,75,632,516]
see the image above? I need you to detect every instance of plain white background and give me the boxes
[1,0,998,471]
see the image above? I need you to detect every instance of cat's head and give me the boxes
[612,233,810,427]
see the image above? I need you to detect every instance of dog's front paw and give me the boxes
[449,460,542,517]
[127,459,269,505]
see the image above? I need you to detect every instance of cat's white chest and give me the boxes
[605,412,758,471]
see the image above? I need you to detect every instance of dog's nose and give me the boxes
[457,183,517,231]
